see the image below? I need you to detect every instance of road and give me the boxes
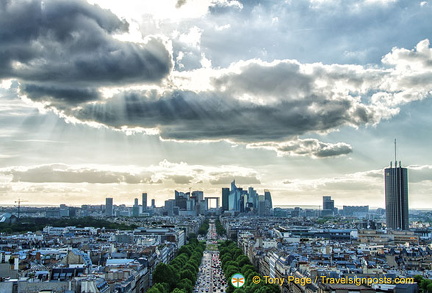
[194,220,227,293]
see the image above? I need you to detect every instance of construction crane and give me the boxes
[15,199,28,219]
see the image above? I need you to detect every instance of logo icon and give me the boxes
[231,273,245,288]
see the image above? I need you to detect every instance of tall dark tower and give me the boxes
[222,188,229,211]
[264,190,273,209]
[142,193,148,212]
[384,140,409,230]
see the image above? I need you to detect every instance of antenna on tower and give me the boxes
[15,198,28,220]
[394,138,397,167]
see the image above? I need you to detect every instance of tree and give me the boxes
[183,263,197,274]
[151,283,169,293]
[223,260,238,272]
[427,282,432,293]
[225,265,240,280]
[221,253,232,263]
[236,255,251,267]
[146,287,162,293]
[241,265,255,275]
[171,253,188,269]
[180,269,196,283]
[153,263,179,291]
[421,279,432,293]
[244,270,257,282]
[178,245,193,257]
[177,278,193,293]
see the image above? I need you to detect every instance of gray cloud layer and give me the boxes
[65,52,419,149]
[3,0,432,159]
[73,90,371,142]
[248,139,353,158]
[4,164,154,184]
[17,40,432,158]
[0,0,172,91]
[1,163,261,185]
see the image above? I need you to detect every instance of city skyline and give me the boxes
[1,0,432,208]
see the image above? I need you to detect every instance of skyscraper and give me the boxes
[222,188,230,211]
[248,187,258,210]
[322,196,335,216]
[133,198,139,217]
[385,161,409,230]
[258,194,266,216]
[175,190,189,210]
[264,189,273,209]
[142,193,148,212]
[105,197,113,217]
[228,180,244,212]
[323,196,334,210]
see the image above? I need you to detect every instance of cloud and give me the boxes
[0,0,172,90]
[4,1,432,159]
[0,161,261,186]
[22,84,101,107]
[152,160,261,185]
[209,175,261,185]
[275,169,385,205]
[168,175,194,184]
[17,39,431,158]
[203,0,432,67]
[3,164,155,184]
[247,139,352,158]
[274,164,432,208]
[176,0,187,8]
[382,39,432,70]
[65,58,388,144]
[247,139,353,158]
[407,165,432,183]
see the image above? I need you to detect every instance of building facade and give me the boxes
[105,197,113,217]
[385,161,409,230]
[222,188,230,211]
[142,193,148,211]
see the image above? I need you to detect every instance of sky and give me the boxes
[1,0,432,209]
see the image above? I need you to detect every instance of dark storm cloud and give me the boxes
[0,0,171,87]
[23,84,100,106]
[4,164,154,184]
[72,90,370,142]
[16,39,432,159]
[70,58,382,144]
[5,1,431,160]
